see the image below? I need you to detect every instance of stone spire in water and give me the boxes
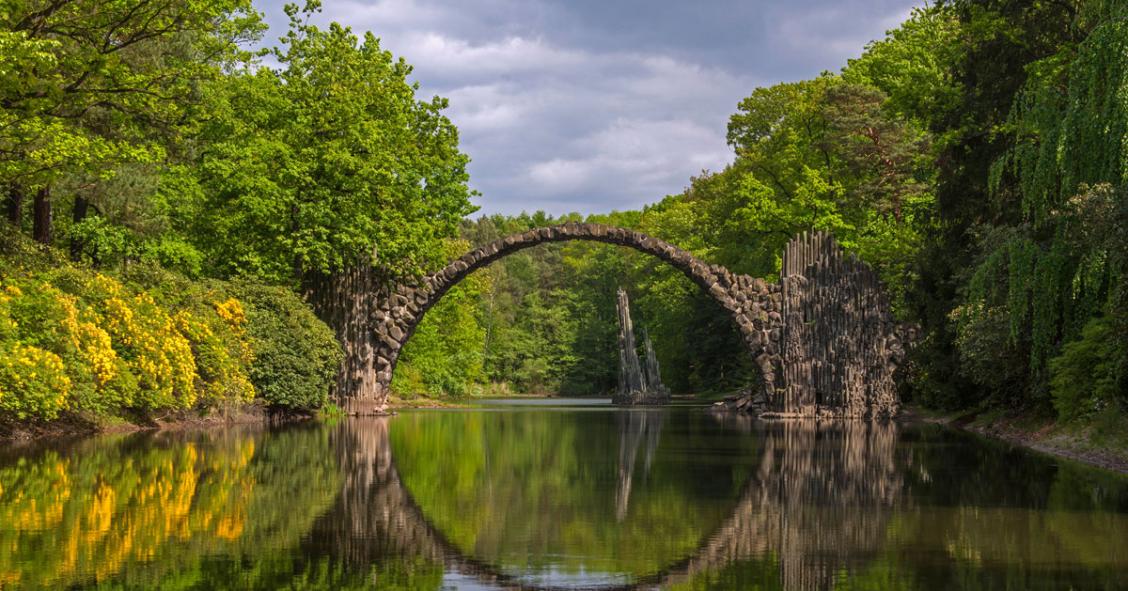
[615,287,645,397]
[641,328,668,396]
[614,288,670,405]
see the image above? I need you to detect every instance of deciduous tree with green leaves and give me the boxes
[0,0,263,245]
[177,1,475,409]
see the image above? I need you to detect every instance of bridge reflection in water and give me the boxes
[316,415,904,590]
[3,410,1127,588]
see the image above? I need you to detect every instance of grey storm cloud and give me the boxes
[252,0,922,215]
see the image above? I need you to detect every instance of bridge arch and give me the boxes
[366,223,775,409]
[325,224,905,418]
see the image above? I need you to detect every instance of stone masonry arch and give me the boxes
[367,223,767,408]
[325,223,906,417]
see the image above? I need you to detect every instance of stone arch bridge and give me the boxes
[317,223,906,417]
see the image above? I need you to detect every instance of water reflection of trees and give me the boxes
[0,426,340,589]
[3,416,1127,590]
[386,409,750,578]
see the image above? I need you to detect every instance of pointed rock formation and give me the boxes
[613,288,671,405]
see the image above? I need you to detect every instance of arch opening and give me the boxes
[372,223,771,407]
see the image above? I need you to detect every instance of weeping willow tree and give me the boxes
[954,2,1128,417]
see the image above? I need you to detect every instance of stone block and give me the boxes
[744,330,762,348]
[380,333,399,350]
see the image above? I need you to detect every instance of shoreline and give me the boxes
[8,400,1128,478]
[903,406,1128,476]
[0,404,315,445]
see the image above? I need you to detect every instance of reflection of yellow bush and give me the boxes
[0,443,206,585]
[85,483,115,541]
[0,454,71,531]
[0,428,340,588]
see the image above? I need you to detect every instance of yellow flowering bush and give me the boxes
[0,285,21,339]
[0,272,242,418]
[88,276,198,410]
[0,342,69,419]
[214,298,247,329]
[0,277,136,415]
[175,310,255,405]
[0,235,332,421]
[1,279,88,415]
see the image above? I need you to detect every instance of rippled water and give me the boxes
[2,400,1127,589]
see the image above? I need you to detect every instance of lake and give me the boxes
[2,399,1127,590]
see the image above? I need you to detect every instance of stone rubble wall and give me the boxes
[761,231,904,418]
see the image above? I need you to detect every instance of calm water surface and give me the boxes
[2,399,1128,589]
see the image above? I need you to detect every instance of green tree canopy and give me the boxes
[181,1,475,282]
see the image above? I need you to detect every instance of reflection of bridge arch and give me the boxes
[314,417,903,590]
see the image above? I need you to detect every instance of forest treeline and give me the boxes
[1,1,1126,427]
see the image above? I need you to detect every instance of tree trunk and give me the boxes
[32,186,51,244]
[305,263,389,415]
[5,183,23,226]
[70,195,90,259]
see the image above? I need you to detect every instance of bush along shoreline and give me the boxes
[0,235,342,440]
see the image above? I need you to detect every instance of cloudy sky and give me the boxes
[252,0,922,216]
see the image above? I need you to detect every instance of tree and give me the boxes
[178,2,475,410]
[907,0,1127,411]
[843,4,961,122]
[0,0,263,244]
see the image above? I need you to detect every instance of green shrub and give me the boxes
[1050,316,1123,421]
[229,283,341,410]
[0,234,341,420]
[950,303,1032,404]
[0,341,69,420]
